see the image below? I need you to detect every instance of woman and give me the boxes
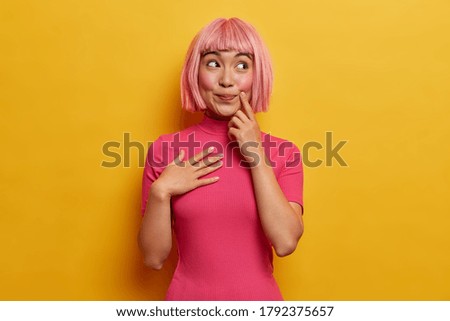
[138,17,304,301]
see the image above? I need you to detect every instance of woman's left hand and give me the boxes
[228,92,263,164]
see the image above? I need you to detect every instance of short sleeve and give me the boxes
[141,136,168,216]
[277,142,304,214]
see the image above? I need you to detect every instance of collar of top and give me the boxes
[196,113,230,136]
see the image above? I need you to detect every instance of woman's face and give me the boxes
[198,50,253,120]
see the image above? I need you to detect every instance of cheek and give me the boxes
[237,74,253,92]
[198,71,215,93]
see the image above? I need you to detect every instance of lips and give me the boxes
[215,94,237,101]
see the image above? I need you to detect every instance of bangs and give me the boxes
[199,20,255,55]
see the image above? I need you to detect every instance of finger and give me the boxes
[228,130,235,141]
[239,92,255,121]
[228,127,238,141]
[194,176,220,188]
[232,110,247,123]
[196,154,224,169]
[196,160,223,176]
[189,146,215,165]
[228,115,244,129]
[172,149,185,166]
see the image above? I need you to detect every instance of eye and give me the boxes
[236,62,248,70]
[206,60,220,68]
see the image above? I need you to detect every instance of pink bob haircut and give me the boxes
[180,18,273,113]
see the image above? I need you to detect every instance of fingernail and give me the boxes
[208,147,215,153]
[240,92,245,97]
[217,153,224,158]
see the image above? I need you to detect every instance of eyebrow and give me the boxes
[202,51,253,60]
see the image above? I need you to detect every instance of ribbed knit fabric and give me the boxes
[141,114,304,301]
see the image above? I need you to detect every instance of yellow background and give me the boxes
[1,0,449,300]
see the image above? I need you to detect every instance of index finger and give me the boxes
[189,146,216,165]
[239,92,255,121]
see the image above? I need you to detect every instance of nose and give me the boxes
[219,67,234,88]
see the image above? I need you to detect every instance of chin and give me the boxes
[210,104,240,119]
[219,110,238,119]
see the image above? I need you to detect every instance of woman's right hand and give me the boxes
[152,147,223,198]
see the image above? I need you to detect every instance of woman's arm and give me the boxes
[249,148,304,257]
[138,148,223,270]
[138,182,173,270]
[228,92,304,257]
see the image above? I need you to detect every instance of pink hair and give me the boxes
[180,18,273,113]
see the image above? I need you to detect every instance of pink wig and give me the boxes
[180,18,273,113]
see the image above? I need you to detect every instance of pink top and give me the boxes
[141,115,304,300]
